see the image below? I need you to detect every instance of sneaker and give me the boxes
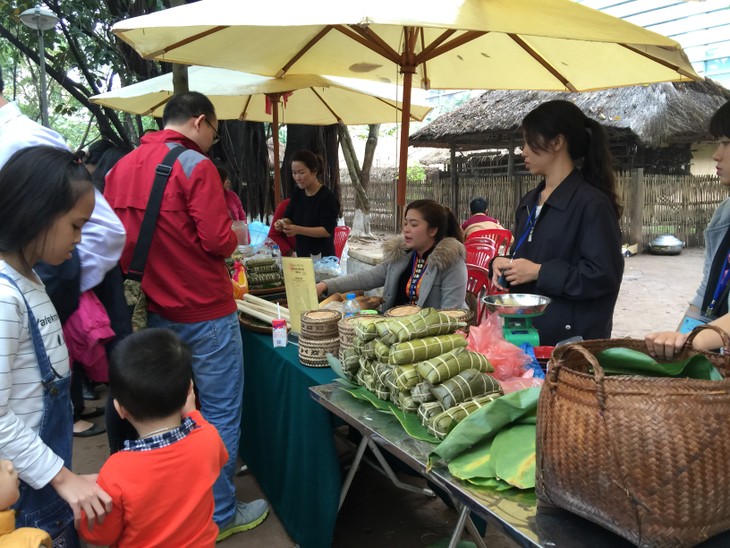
[216,499,269,542]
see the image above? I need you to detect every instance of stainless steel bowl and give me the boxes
[483,294,552,317]
[647,234,683,256]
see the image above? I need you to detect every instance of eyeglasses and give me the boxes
[204,118,220,145]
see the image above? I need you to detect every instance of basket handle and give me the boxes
[686,324,730,354]
[549,344,608,410]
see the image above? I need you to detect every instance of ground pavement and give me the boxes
[74,249,704,547]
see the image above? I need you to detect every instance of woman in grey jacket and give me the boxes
[316,200,467,310]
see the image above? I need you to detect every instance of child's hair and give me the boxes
[522,100,621,217]
[0,146,92,262]
[710,101,730,139]
[214,160,229,184]
[90,146,132,192]
[405,199,464,243]
[110,328,192,421]
[85,139,115,167]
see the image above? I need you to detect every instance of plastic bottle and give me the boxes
[343,293,361,318]
[271,245,282,271]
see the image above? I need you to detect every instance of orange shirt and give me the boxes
[79,411,227,547]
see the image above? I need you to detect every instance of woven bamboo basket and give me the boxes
[536,334,730,547]
[300,310,341,340]
[298,336,339,368]
[384,304,421,317]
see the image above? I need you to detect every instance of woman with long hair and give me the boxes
[491,100,624,345]
[317,199,467,310]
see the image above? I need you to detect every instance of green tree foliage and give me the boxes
[0,0,169,149]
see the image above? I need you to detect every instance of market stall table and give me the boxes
[309,382,730,548]
[238,330,340,548]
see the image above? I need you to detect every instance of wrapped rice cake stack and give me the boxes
[244,256,284,289]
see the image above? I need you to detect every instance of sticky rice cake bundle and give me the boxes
[375,307,466,345]
[427,392,503,440]
[430,368,502,409]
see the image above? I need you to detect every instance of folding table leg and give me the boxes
[339,434,369,510]
[366,439,435,497]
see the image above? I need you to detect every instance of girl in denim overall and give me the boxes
[0,146,111,546]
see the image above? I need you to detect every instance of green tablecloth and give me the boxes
[239,330,340,548]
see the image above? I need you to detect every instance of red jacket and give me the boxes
[104,130,237,323]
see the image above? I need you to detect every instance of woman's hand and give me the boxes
[274,218,291,232]
[50,467,112,529]
[491,257,511,290]
[282,223,299,237]
[501,258,541,287]
[315,282,327,296]
[645,331,688,360]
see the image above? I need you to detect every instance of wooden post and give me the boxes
[450,143,459,220]
[507,133,515,178]
[629,168,644,252]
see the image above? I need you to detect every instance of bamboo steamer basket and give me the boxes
[300,310,341,340]
[298,336,339,368]
[384,304,421,318]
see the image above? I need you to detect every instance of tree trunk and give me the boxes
[338,123,379,235]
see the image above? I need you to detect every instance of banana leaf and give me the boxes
[465,476,514,492]
[342,386,439,443]
[490,424,536,490]
[448,438,496,481]
[597,348,723,380]
[430,387,541,467]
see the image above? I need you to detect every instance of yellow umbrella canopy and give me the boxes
[91,67,432,204]
[112,0,700,207]
[89,67,432,123]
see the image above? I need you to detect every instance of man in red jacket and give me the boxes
[103,92,267,541]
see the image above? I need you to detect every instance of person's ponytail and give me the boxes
[444,207,464,243]
[582,118,621,218]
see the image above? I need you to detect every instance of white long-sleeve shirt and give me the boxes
[0,262,68,489]
[0,102,126,290]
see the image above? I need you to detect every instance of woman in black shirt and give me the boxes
[275,150,338,257]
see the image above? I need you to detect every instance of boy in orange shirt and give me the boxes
[79,328,228,547]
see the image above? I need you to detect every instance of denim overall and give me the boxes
[0,273,77,547]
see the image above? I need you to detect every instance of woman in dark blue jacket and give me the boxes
[491,100,624,345]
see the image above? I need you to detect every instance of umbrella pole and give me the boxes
[396,69,414,224]
[271,94,282,207]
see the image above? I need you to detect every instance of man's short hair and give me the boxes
[470,197,488,215]
[0,65,4,95]
[110,328,192,421]
[162,91,216,127]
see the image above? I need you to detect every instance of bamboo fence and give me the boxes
[340,168,725,248]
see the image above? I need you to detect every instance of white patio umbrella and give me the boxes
[112,0,701,210]
[91,67,432,204]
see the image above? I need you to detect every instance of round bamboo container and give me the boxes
[384,304,421,317]
[298,335,340,368]
[300,310,341,340]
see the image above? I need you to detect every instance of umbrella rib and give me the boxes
[147,26,228,58]
[509,34,578,93]
[278,26,334,77]
[414,29,457,65]
[144,96,173,116]
[371,96,422,122]
[336,25,400,64]
[620,44,698,80]
[416,30,486,64]
[310,87,343,123]
[419,29,430,90]
[239,96,253,120]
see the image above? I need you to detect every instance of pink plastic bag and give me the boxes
[467,314,532,380]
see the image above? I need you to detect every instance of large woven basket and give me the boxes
[536,336,730,547]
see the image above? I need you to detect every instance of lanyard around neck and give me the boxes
[510,204,538,259]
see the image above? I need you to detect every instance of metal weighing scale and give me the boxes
[483,294,552,347]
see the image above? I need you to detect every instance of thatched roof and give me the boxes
[410,79,730,149]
